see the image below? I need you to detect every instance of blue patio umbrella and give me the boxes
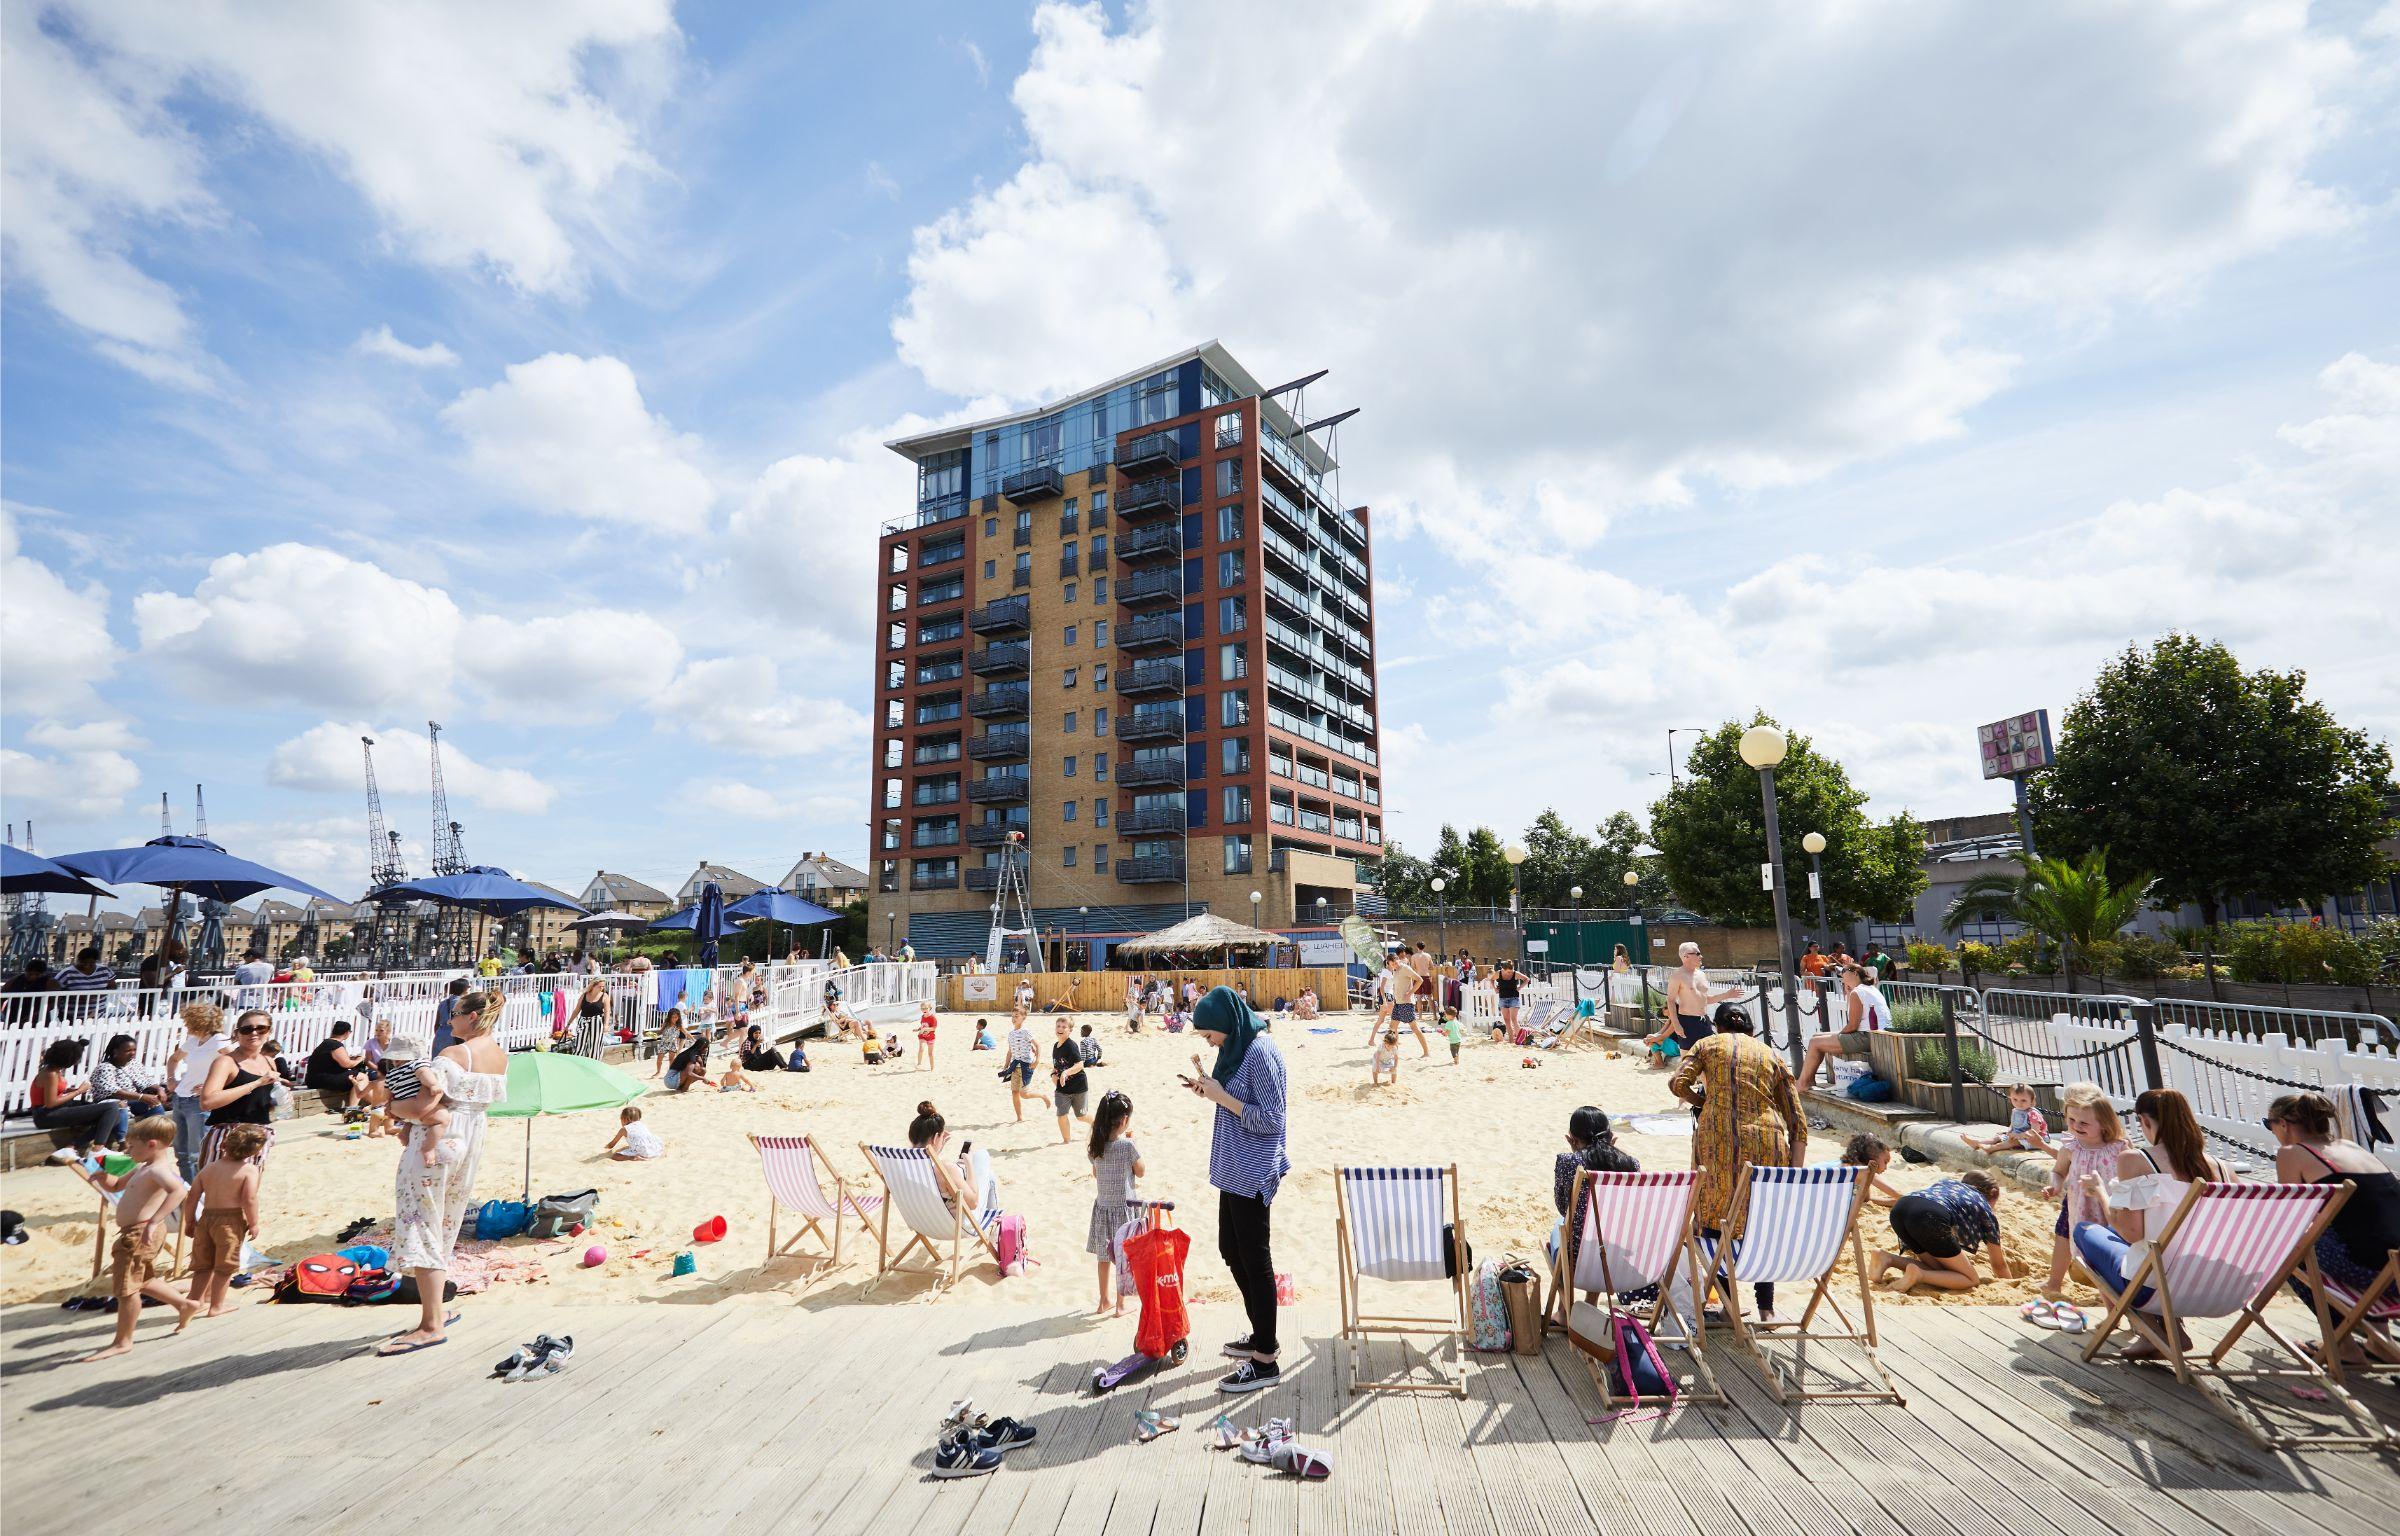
[53,835,345,966]
[369,866,586,917]
[1,845,113,900]
[646,902,740,935]
[696,881,725,969]
[724,886,840,962]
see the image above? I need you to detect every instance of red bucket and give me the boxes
[692,1215,728,1244]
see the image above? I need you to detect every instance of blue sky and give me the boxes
[4,0,2397,910]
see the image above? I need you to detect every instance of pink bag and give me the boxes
[996,1213,1032,1276]
[1603,1307,1676,1407]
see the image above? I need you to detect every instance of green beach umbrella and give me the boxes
[490,1052,648,1202]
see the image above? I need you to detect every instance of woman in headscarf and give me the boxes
[1185,985,1289,1394]
[1668,1003,1806,1323]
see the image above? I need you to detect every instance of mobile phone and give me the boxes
[961,1140,973,1156]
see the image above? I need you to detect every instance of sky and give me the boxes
[3,0,2397,913]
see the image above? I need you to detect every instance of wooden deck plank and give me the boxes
[714,1305,943,1533]
[1414,1380,1506,1536]
[1510,1343,1677,1536]
[1451,1352,1559,1536]
[1358,1340,1450,1536]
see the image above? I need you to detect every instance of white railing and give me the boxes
[762,962,936,1042]
[1458,977,1566,1029]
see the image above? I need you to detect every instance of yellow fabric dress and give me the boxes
[1670,1033,1805,1236]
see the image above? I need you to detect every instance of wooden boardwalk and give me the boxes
[3,1296,2395,1535]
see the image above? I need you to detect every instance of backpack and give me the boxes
[340,1268,403,1305]
[996,1213,1032,1277]
[1599,1306,1677,1407]
[473,1199,534,1240]
[277,1252,361,1303]
[1468,1257,1513,1352]
[528,1188,600,1240]
[1847,1074,1896,1103]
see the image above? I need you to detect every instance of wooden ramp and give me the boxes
[3,1297,2394,1535]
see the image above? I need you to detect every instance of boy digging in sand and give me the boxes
[73,1115,202,1358]
[182,1122,267,1316]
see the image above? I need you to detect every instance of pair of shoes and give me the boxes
[939,1399,1038,1455]
[1134,1408,1180,1442]
[1238,1428,1333,1479]
[1221,1334,1274,1362]
[491,1333,575,1380]
[1219,1358,1282,1394]
[1209,1413,1291,1449]
[933,1430,1003,1479]
[2024,1302,2087,1334]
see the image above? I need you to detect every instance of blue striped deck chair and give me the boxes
[1703,1162,1901,1404]
[859,1141,1000,1288]
[1335,1164,1469,1396]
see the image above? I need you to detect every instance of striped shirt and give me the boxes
[1207,1035,1290,1203]
[1006,1027,1037,1065]
[382,1062,423,1102]
[55,965,115,992]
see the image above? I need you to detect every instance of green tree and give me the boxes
[1461,826,1513,908]
[1376,841,1435,909]
[2030,633,2395,926]
[1648,713,1926,927]
[1940,849,2155,991]
[1519,808,1596,908]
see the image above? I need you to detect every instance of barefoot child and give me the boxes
[1371,1030,1399,1087]
[1965,1084,2051,1154]
[182,1123,266,1315]
[605,1105,663,1160]
[1868,1171,2013,1294]
[718,1054,756,1093]
[1086,1091,1142,1317]
[2038,1083,2128,1307]
[1842,1133,1905,1208]
[1442,1006,1463,1065]
[917,1005,938,1070]
[74,1116,201,1358]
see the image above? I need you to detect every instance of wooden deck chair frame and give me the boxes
[1335,1163,1469,1397]
[749,1132,876,1270]
[858,1141,999,1290]
[1711,1163,1903,1405]
[2317,1248,2400,1383]
[2077,1181,2391,1450]
[1554,999,1602,1051]
[1553,1168,1723,1409]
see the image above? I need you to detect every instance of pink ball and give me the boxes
[582,1245,608,1268]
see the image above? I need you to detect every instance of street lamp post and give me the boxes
[1569,885,1583,970]
[1431,876,1448,961]
[1740,725,1802,1068]
[1622,869,1644,1021]
[1801,831,1830,946]
[884,910,897,955]
[1503,841,1529,966]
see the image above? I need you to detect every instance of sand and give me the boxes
[0,1011,2097,1312]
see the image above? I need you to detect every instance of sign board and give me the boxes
[959,974,999,1004]
[1978,710,2054,780]
[1297,937,1353,967]
[1526,939,1550,954]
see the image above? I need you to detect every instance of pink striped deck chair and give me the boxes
[750,1133,880,1269]
[1556,1169,1722,1408]
[2315,1250,2400,1383]
[2079,1180,2390,1449]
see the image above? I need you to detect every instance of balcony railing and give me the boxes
[1116,523,1181,563]
[967,823,1028,849]
[1117,615,1182,653]
[1117,806,1187,835]
[969,683,1030,719]
[1116,658,1184,699]
[970,596,1030,635]
[967,727,1030,761]
[969,642,1029,677]
[911,871,961,891]
[1117,567,1181,608]
[1117,758,1187,790]
[1002,464,1064,504]
[1119,430,1182,475]
[965,864,1028,892]
[1117,476,1179,519]
[968,774,1031,804]
[1115,855,1187,885]
[1115,710,1185,745]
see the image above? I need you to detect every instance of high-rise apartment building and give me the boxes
[874,343,1385,960]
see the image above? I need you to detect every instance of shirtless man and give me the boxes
[1648,940,1728,1054]
[1408,943,1436,1026]
[1391,947,1430,1057]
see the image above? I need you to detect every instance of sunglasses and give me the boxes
[236,1025,271,1036]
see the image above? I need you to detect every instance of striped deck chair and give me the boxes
[1705,1162,1901,1404]
[2315,1249,2400,1383]
[750,1133,880,1269]
[2078,1181,2389,1449]
[1556,1169,1722,1408]
[858,1141,1000,1288]
[1335,1164,1469,1396]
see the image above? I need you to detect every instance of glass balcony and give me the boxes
[1117,615,1182,653]
[1115,710,1185,745]
[1117,476,1179,520]
[1002,464,1064,504]
[1116,806,1187,835]
[1120,430,1182,475]
[1117,567,1182,608]
[1116,658,1184,699]
[1116,758,1187,790]
[968,773,1031,804]
[969,642,1029,677]
[969,683,1030,719]
[967,727,1030,761]
[1116,523,1181,563]
[966,823,1029,848]
[964,862,1028,891]
[1115,855,1188,885]
[970,596,1030,635]
[911,870,961,891]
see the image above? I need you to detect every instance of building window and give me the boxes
[1224,835,1253,874]
[1093,663,1109,692]
[985,516,999,537]
[1063,624,1078,647]
[884,738,904,768]
[1062,539,1078,567]
[1061,498,1079,531]
[1063,711,1079,733]
[1095,800,1109,828]
[921,575,965,605]
[1095,620,1110,647]
[1223,785,1251,823]
[1063,801,1079,823]
[1222,736,1250,774]
[916,655,963,685]
[1220,690,1250,727]
[915,694,962,725]
[884,699,904,729]
[1063,581,1077,605]
[886,659,905,691]
[1217,503,1243,542]
[881,818,901,851]
[889,582,908,612]
[1217,550,1245,588]
[890,544,910,573]
[888,620,906,651]
[1063,846,1078,868]
[1219,642,1247,681]
[883,777,902,810]
[1095,757,1109,783]
[913,816,960,845]
[1094,843,1109,870]
[1014,552,1032,584]
[920,616,963,644]
[1063,756,1078,778]
[1219,595,1247,633]
[1092,489,1108,518]
[1216,459,1242,498]
[1015,508,1033,538]
[1094,576,1109,603]
[1215,410,1243,448]
[1094,709,1109,737]
[1063,667,1079,689]
[1090,533,1108,564]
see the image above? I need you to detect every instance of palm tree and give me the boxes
[1941,849,2156,993]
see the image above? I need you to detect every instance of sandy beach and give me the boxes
[0,1010,2090,1313]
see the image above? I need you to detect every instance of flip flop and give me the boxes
[2051,1308,2088,1334]
[374,1336,446,1357]
[1134,1409,1180,1442]
[2020,1301,2061,1327]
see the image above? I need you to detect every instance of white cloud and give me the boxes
[1,508,120,716]
[0,718,143,823]
[266,721,556,816]
[442,353,716,533]
[356,325,458,368]
[683,779,791,819]
[651,656,868,758]
[133,543,462,713]
[459,610,684,722]
[720,419,926,641]
[902,0,2362,542]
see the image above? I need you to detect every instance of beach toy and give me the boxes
[692,1215,727,1244]
[671,1250,697,1277]
[583,1245,608,1268]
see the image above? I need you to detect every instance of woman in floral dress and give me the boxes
[378,991,509,1356]
[1669,1005,1806,1322]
